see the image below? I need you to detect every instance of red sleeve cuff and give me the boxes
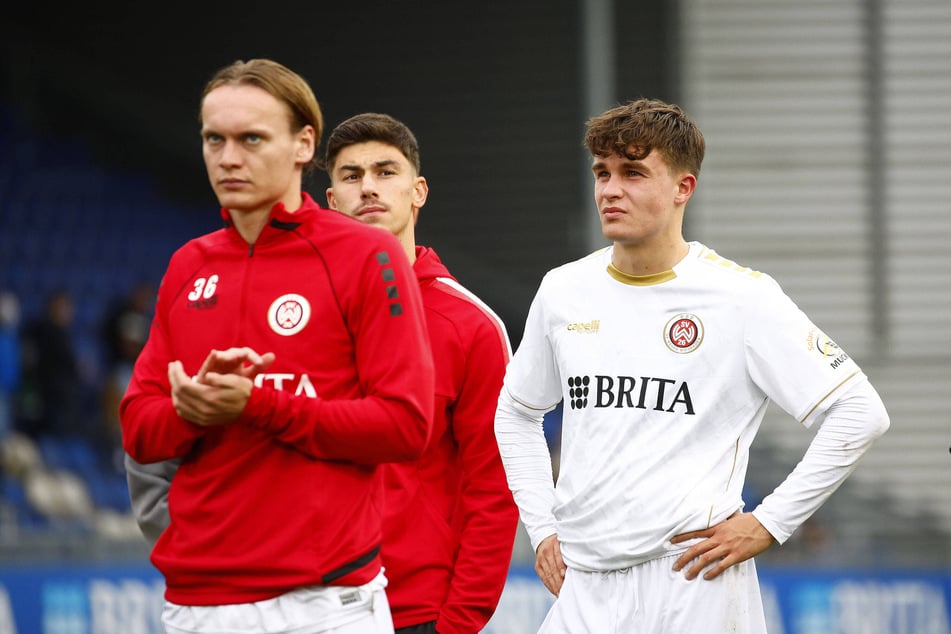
[238,386,272,427]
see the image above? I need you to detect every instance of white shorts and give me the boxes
[539,554,767,634]
[163,570,393,634]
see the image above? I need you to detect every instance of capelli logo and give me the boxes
[567,320,600,334]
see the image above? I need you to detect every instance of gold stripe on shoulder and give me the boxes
[800,371,862,423]
[606,263,676,286]
[509,390,557,413]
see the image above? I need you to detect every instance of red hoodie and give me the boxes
[120,194,434,606]
[382,246,519,633]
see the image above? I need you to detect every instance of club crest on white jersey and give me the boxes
[664,313,703,354]
[268,293,311,336]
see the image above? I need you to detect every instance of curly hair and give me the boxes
[583,98,705,177]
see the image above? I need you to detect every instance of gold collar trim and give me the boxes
[606,262,677,286]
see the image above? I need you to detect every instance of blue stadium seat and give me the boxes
[37,435,71,472]
[1,476,50,529]
[85,471,131,513]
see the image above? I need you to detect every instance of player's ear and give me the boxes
[674,173,696,205]
[295,125,316,166]
[412,177,429,224]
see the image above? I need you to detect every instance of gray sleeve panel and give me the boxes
[124,452,181,546]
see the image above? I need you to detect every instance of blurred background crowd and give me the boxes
[0,107,217,557]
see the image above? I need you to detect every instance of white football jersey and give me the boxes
[499,242,865,571]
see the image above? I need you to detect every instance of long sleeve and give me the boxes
[124,453,180,545]
[239,237,434,464]
[437,315,519,634]
[122,220,434,466]
[752,377,890,543]
[494,386,558,552]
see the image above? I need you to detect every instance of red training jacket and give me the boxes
[383,246,519,633]
[120,194,434,606]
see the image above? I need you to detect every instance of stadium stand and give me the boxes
[0,105,216,559]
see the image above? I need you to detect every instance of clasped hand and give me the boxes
[168,347,275,426]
